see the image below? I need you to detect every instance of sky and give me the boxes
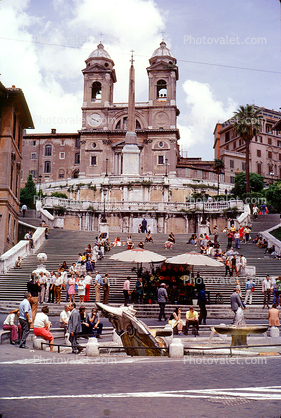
[0,0,280,160]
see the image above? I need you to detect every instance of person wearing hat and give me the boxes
[230,286,245,324]
[157,283,168,321]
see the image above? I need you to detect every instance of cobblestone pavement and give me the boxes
[0,341,281,418]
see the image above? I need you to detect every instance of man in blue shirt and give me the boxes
[18,292,32,349]
[94,271,103,302]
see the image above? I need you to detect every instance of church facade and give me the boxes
[22,42,231,234]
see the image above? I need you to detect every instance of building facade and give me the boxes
[214,107,281,185]
[0,82,33,254]
[21,42,232,234]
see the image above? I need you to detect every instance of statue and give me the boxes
[96,303,170,356]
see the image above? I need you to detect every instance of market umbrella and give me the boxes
[165,251,224,267]
[110,249,166,263]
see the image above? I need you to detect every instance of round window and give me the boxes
[92,142,97,149]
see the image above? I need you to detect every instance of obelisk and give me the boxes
[122,50,140,176]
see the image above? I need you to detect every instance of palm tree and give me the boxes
[213,158,225,195]
[233,105,262,194]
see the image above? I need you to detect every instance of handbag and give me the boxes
[251,286,255,292]
[78,282,85,291]
[75,283,78,291]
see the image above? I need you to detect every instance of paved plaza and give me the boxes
[0,314,281,418]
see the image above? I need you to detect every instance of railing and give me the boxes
[259,223,281,256]
[0,226,46,274]
[42,197,244,213]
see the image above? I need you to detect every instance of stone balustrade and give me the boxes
[42,196,244,214]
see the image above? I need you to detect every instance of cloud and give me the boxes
[0,0,166,133]
[178,80,237,157]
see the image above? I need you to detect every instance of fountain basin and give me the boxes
[214,325,268,347]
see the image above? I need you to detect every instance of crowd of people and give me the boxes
[2,292,104,354]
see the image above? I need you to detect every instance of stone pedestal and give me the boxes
[169,339,184,358]
[270,326,280,338]
[33,336,47,350]
[86,337,99,357]
[99,221,109,237]
[198,224,209,237]
[65,332,71,346]
[122,143,140,176]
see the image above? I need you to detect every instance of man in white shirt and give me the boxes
[239,255,247,275]
[123,277,131,306]
[52,273,63,304]
[262,275,273,308]
[60,305,71,330]
[84,274,92,302]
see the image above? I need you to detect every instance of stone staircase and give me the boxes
[19,209,42,227]
[0,213,281,318]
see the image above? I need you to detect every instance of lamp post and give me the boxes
[270,171,274,185]
[201,189,206,224]
[105,158,108,177]
[165,158,168,177]
[77,211,83,230]
[101,187,108,223]
[38,175,42,200]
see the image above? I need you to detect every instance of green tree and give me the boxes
[264,181,281,213]
[231,172,264,199]
[20,174,37,208]
[233,105,262,194]
[51,192,69,199]
[213,158,225,195]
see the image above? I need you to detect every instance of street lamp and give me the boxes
[77,211,83,230]
[38,175,42,200]
[105,158,108,177]
[165,158,168,177]
[270,171,275,185]
[101,187,108,223]
[201,189,206,224]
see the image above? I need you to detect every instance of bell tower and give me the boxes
[146,41,179,130]
[81,43,117,129]
[147,41,178,106]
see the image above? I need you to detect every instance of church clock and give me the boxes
[88,113,102,128]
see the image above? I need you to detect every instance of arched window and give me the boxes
[44,161,51,173]
[115,117,141,130]
[75,153,80,164]
[136,119,141,130]
[157,80,167,100]
[45,145,52,156]
[91,82,102,102]
[72,169,79,178]
[58,169,65,179]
